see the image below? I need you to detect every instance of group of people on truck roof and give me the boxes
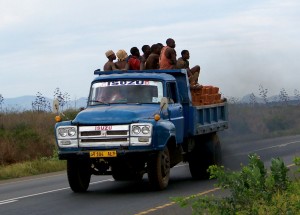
[103,38,201,87]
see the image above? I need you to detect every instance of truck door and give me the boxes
[166,82,184,143]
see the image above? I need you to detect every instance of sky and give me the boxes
[1,0,300,100]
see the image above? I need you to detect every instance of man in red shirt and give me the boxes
[125,47,142,70]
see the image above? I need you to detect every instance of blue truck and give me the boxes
[54,69,228,192]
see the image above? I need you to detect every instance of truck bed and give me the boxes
[188,102,228,136]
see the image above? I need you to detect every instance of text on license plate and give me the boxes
[90,151,117,158]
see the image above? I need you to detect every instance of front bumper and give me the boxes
[58,148,158,160]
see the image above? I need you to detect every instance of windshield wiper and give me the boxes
[88,100,110,105]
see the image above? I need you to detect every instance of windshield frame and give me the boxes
[88,79,164,105]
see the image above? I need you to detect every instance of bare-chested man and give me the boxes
[140,45,151,70]
[115,49,128,70]
[177,50,200,85]
[103,50,118,71]
[145,44,161,70]
[159,38,177,69]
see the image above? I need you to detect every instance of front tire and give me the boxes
[67,159,91,193]
[147,147,170,190]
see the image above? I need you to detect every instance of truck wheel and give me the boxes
[67,159,91,193]
[189,133,222,179]
[147,147,170,190]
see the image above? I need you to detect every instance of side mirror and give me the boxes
[160,97,169,111]
[52,99,59,113]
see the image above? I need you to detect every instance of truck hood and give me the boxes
[72,105,159,125]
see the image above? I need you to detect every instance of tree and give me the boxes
[259,84,268,105]
[279,88,289,105]
[249,93,257,106]
[32,92,51,112]
[53,88,70,111]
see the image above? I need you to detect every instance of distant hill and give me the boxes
[1,96,88,112]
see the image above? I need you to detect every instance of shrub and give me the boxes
[174,154,300,214]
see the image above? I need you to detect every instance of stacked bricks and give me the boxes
[191,85,223,106]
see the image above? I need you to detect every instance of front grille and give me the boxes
[79,125,129,147]
[81,131,101,136]
[81,138,128,143]
[81,130,128,136]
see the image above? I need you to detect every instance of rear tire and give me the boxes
[147,147,170,190]
[189,133,222,179]
[67,159,91,193]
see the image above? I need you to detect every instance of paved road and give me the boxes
[1,135,300,215]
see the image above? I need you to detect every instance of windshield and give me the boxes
[88,80,163,105]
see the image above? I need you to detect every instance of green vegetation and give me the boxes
[175,154,300,214]
[173,102,300,214]
[0,111,56,165]
[0,109,78,179]
[0,157,66,180]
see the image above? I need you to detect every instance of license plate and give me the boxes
[90,151,117,158]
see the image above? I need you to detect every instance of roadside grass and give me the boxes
[0,158,66,180]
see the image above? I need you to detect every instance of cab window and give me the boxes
[166,82,178,104]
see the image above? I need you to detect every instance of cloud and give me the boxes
[0,0,299,99]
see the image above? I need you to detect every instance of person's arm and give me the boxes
[176,58,185,69]
[125,62,129,70]
[103,62,111,71]
[139,57,145,70]
[166,48,177,67]
[110,62,119,70]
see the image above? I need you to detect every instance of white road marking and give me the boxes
[230,140,300,157]
[0,179,113,205]
[0,200,18,205]
[248,140,300,153]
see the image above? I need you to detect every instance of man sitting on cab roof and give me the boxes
[125,47,142,70]
[140,45,151,70]
[159,38,177,70]
[103,50,118,71]
[145,44,161,70]
[115,49,128,70]
[177,49,200,86]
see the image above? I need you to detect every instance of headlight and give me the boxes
[58,128,68,137]
[68,127,76,136]
[130,123,152,146]
[132,126,141,135]
[142,126,150,134]
[57,126,77,139]
[130,123,152,136]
